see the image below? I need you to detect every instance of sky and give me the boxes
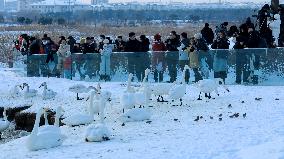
[109,0,270,3]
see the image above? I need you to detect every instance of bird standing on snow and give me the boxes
[39,82,57,100]
[22,83,38,98]
[68,84,97,100]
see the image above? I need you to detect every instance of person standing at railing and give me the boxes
[99,39,113,81]
[234,35,250,84]
[194,33,210,79]
[56,38,71,79]
[211,31,230,83]
[125,32,144,81]
[152,33,167,82]
[178,32,190,83]
[247,24,268,84]
[165,31,180,83]
[27,36,42,77]
[201,23,214,45]
[114,36,126,52]
[82,37,98,79]
[186,37,203,83]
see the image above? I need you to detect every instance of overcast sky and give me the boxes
[109,0,271,3]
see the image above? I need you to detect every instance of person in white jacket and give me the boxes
[99,39,113,81]
[56,39,71,79]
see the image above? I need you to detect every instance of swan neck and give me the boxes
[32,109,42,135]
[3,108,7,121]
[55,109,61,127]
[89,92,95,116]
[44,111,48,125]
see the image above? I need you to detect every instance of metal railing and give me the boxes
[24,48,284,85]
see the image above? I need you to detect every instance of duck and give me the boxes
[196,78,230,100]
[39,82,57,100]
[39,106,64,134]
[0,107,10,139]
[120,74,136,113]
[68,84,96,100]
[22,83,38,98]
[121,108,151,122]
[9,84,22,98]
[167,65,190,106]
[62,91,96,126]
[26,107,66,151]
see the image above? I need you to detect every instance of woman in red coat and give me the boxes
[152,34,167,82]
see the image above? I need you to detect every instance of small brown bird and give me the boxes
[228,104,232,108]
[194,116,200,122]
[255,97,262,101]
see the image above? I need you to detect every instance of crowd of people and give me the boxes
[13,5,281,84]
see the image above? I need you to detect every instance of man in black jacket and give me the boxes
[201,23,214,44]
[125,32,149,81]
[165,31,181,82]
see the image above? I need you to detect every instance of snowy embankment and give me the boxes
[1,68,284,159]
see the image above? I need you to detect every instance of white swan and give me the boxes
[92,83,112,118]
[26,107,66,151]
[121,108,151,122]
[134,69,152,107]
[85,92,111,142]
[196,78,230,100]
[9,84,22,98]
[167,65,189,106]
[85,123,110,142]
[120,74,136,113]
[39,82,57,100]
[62,91,96,126]
[0,107,10,139]
[68,84,96,100]
[22,83,38,98]
[39,106,64,134]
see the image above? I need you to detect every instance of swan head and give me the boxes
[39,82,47,88]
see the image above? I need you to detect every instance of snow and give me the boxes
[1,64,284,158]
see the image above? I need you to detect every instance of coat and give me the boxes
[57,44,71,71]
[185,47,199,68]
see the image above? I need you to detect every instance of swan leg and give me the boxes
[180,98,183,106]
[197,92,202,100]
[208,93,212,99]
[157,95,161,102]
[77,93,83,100]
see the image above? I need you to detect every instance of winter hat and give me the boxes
[247,23,255,30]
[154,34,161,40]
[103,39,109,44]
[129,32,135,37]
[194,33,202,40]
[181,32,187,39]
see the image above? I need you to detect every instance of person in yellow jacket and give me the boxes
[185,37,203,82]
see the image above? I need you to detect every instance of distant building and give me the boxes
[30,0,92,13]
[17,0,43,12]
[5,0,18,12]
[92,0,108,5]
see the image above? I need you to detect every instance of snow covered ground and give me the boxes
[1,65,284,159]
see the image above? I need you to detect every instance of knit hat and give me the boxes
[154,34,161,40]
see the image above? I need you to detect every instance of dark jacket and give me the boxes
[68,37,77,53]
[196,38,209,51]
[165,37,180,51]
[180,38,190,50]
[211,37,230,50]
[82,43,96,54]
[201,26,214,44]
[114,40,126,52]
[247,31,261,48]
[125,39,141,52]
[140,38,150,52]
[29,40,41,55]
